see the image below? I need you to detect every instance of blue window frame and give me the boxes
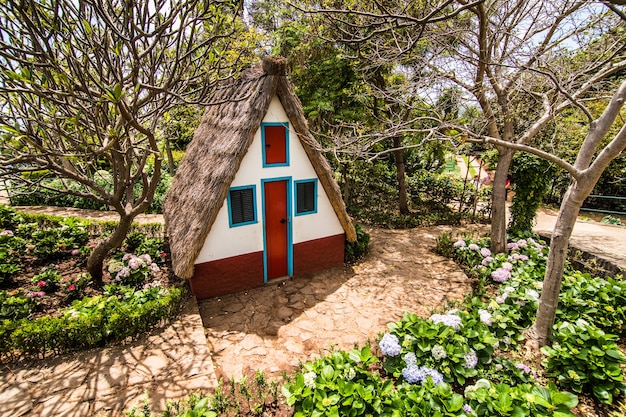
[227,185,257,227]
[294,179,317,215]
[261,122,290,167]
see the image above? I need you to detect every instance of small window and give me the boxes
[228,186,257,227]
[295,179,317,215]
[262,123,289,166]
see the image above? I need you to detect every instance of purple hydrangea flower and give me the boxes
[481,256,494,266]
[507,242,519,251]
[140,254,152,264]
[430,313,462,330]
[71,249,79,256]
[491,268,510,283]
[480,247,491,257]
[116,267,131,279]
[149,263,160,273]
[402,364,426,383]
[122,253,133,261]
[468,243,480,251]
[463,404,473,415]
[0,229,13,236]
[453,239,466,247]
[128,256,144,270]
[516,363,531,374]
[423,367,444,385]
[379,333,401,357]
[502,262,513,271]
[517,239,528,248]
[464,349,478,369]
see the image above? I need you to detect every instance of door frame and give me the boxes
[261,176,293,282]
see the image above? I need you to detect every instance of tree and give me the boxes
[312,0,625,251]
[0,0,246,285]
[473,79,626,346]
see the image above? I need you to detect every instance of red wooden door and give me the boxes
[264,180,289,279]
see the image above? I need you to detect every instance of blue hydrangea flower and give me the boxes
[464,349,478,369]
[379,333,401,357]
[403,351,417,366]
[402,364,425,383]
[430,313,463,330]
[431,344,447,360]
[423,367,444,385]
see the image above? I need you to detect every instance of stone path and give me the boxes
[198,226,482,380]
[0,298,217,417]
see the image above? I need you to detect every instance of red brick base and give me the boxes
[191,251,264,299]
[293,234,345,276]
[191,234,345,299]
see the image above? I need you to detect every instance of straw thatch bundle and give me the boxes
[163,56,356,280]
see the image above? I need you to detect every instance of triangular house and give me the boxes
[163,56,356,299]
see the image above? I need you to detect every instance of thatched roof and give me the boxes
[163,56,357,280]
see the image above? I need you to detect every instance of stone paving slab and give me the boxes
[1,297,217,417]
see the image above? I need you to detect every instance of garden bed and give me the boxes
[0,205,185,361]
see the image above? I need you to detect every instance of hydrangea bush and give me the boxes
[285,232,626,415]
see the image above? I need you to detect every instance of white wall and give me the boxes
[195,96,344,265]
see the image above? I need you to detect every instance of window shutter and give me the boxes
[296,181,315,213]
[230,188,255,224]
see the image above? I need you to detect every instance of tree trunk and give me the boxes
[533,186,585,346]
[490,148,514,253]
[393,137,410,214]
[86,214,135,287]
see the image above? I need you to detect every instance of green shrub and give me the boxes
[541,319,626,404]
[557,272,626,334]
[136,238,167,263]
[0,232,21,287]
[0,286,184,359]
[344,224,370,264]
[0,291,38,320]
[381,310,498,386]
[32,267,62,293]
[124,231,146,253]
[283,345,396,417]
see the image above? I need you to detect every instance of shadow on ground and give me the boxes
[198,226,484,380]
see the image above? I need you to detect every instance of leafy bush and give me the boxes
[124,231,146,253]
[380,310,498,386]
[451,234,626,403]
[601,215,624,226]
[31,267,62,293]
[108,253,161,288]
[62,273,92,303]
[541,320,626,404]
[344,224,370,264]
[0,291,38,320]
[283,345,397,417]
[557,272,626,334]
[0,231,22,287]
[0,285,184,359]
